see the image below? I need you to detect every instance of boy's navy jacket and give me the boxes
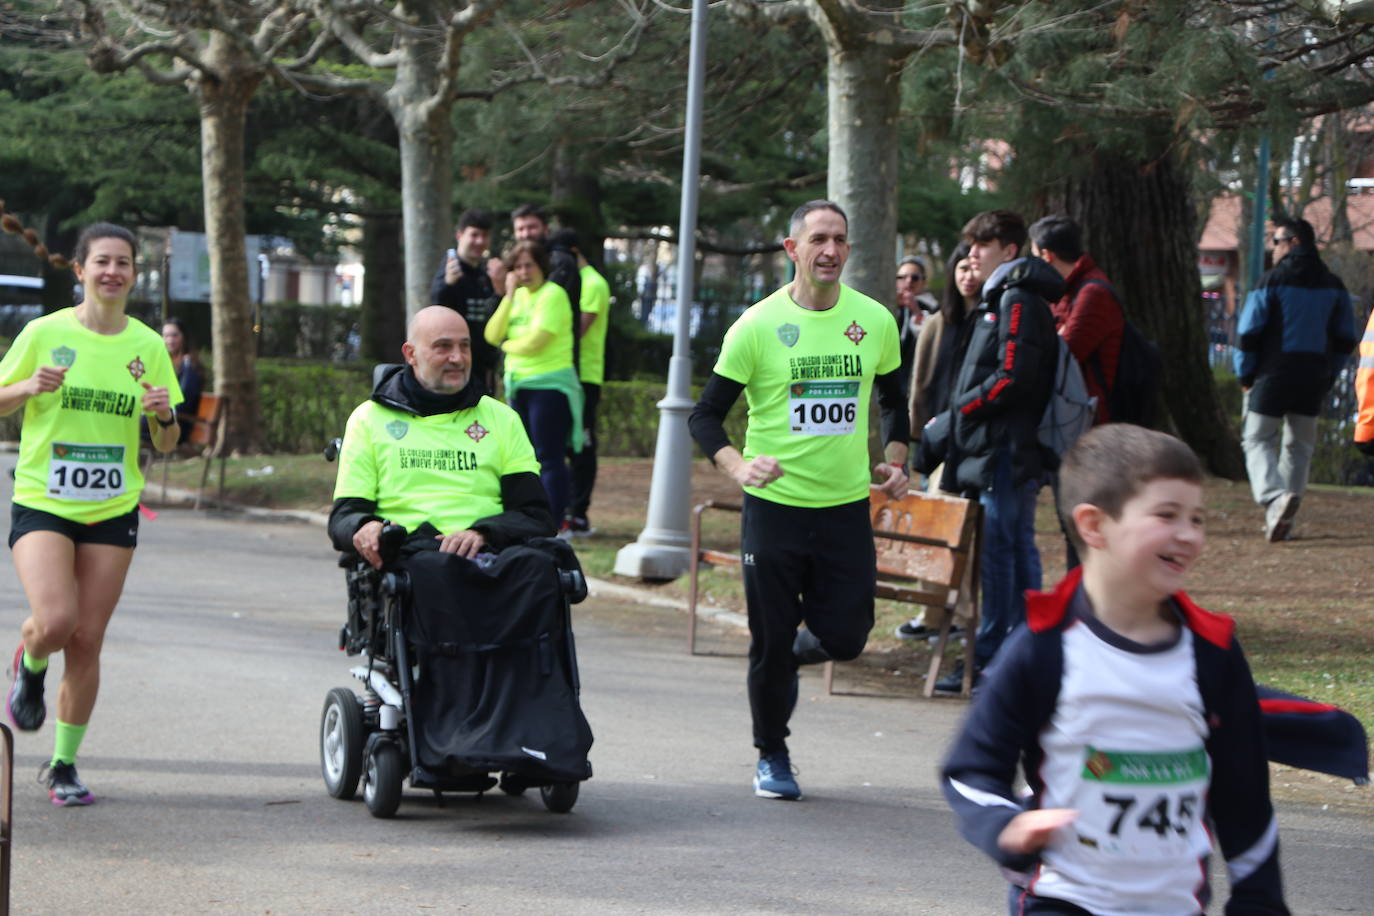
[941,568,1289,915]
[1255,684,1369,785]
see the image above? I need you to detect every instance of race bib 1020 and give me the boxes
[48,442,126,501]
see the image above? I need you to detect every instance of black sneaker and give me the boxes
[894,620,966,641]
[7,644,46,731]
[40,761,94,807]
[933,662,982,695]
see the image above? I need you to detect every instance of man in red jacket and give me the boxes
[1030,215,1123,426]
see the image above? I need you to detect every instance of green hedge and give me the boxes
[599,380,745,457]
[256,360,371,454]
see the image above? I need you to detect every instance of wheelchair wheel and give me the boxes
[540,781,579,814]
[320,688,365,800]
[364,741,404,818]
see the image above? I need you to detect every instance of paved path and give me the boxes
[0,472,1369,913]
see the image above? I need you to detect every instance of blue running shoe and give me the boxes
[753,752,801,800]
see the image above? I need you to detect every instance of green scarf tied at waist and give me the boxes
[504,366,585,453]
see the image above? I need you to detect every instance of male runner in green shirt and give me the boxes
[329,307,555,562]
[689,200,910,801]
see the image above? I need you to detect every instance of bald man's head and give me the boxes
[403,306,472,394]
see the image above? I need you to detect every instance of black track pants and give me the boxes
[569,382,599,519]
[740,493,875,754]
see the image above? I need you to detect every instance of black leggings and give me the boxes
[741,493,874,753]
[513,388,572,523]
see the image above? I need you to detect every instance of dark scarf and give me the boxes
[396,366,483,417]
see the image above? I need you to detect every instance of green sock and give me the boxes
[22,649,47,674]
[52,720,87,766]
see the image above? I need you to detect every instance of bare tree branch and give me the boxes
[617,229,784,256]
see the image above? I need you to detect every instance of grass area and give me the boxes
[157,451,1374,797]
[150,452,338,514]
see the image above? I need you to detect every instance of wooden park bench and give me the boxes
[145,393,230,510]
[686,485,982,698]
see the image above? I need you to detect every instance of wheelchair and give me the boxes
[319,521,592,819]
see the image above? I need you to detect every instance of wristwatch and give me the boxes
[155,413,178,428]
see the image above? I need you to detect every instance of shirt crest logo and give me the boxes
[126,356,146,381]
[51,346,76,368]
[466,422,489,443]
[843,321,867,345]
[776,323,800,348]
[385,420,408,440]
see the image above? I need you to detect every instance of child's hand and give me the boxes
[997,808,1078,854]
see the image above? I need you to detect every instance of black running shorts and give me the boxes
[8,504,140,549]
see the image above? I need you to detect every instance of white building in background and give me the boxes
[135,227,362,307]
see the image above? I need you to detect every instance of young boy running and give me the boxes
[941,424,1289,915]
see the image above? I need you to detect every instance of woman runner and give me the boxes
[0,223,182,805]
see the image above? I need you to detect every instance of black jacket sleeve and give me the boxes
[1198,638,1291,915]
[875,368,910,448]
[468,471,557,549]
[689,372,745,460]
[328,497,381,553]
[941,626,1060,873]
[430,258,459,309]
[957,288,1053,421]
[913,408,950,475]
[328,473,554,555]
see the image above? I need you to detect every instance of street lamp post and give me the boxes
[613,0,708,580]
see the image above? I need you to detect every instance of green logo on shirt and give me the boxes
[776,323,800,348]
[51,346,76,368]
[385,420,409,440]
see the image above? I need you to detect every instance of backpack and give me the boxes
[1079,278,1163,427]
[1038,335,1097,459]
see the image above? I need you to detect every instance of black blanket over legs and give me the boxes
[403,539,593,784]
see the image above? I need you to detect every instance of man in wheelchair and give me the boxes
[321,307,590,816]
[328,305,555,559]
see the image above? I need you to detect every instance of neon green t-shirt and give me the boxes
[0,308,182,523]
[504,282,573,380]
[578,264,611,386]
[332,395,540,534]
[712,284,899,508]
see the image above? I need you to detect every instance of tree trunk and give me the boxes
[198,33,263,453]
[1045,146,1246,479]
[359,209,405,363]
[551,136,607,267]
[822,25,903,310]
[39,213,77,314]
[388,33,453,318]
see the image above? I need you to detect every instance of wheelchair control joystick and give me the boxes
[377,522,407,568]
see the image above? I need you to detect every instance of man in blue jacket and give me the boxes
[1234,217,1356,542]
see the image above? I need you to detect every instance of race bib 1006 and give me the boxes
[788,380,859,435]
[48,442,126,501]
